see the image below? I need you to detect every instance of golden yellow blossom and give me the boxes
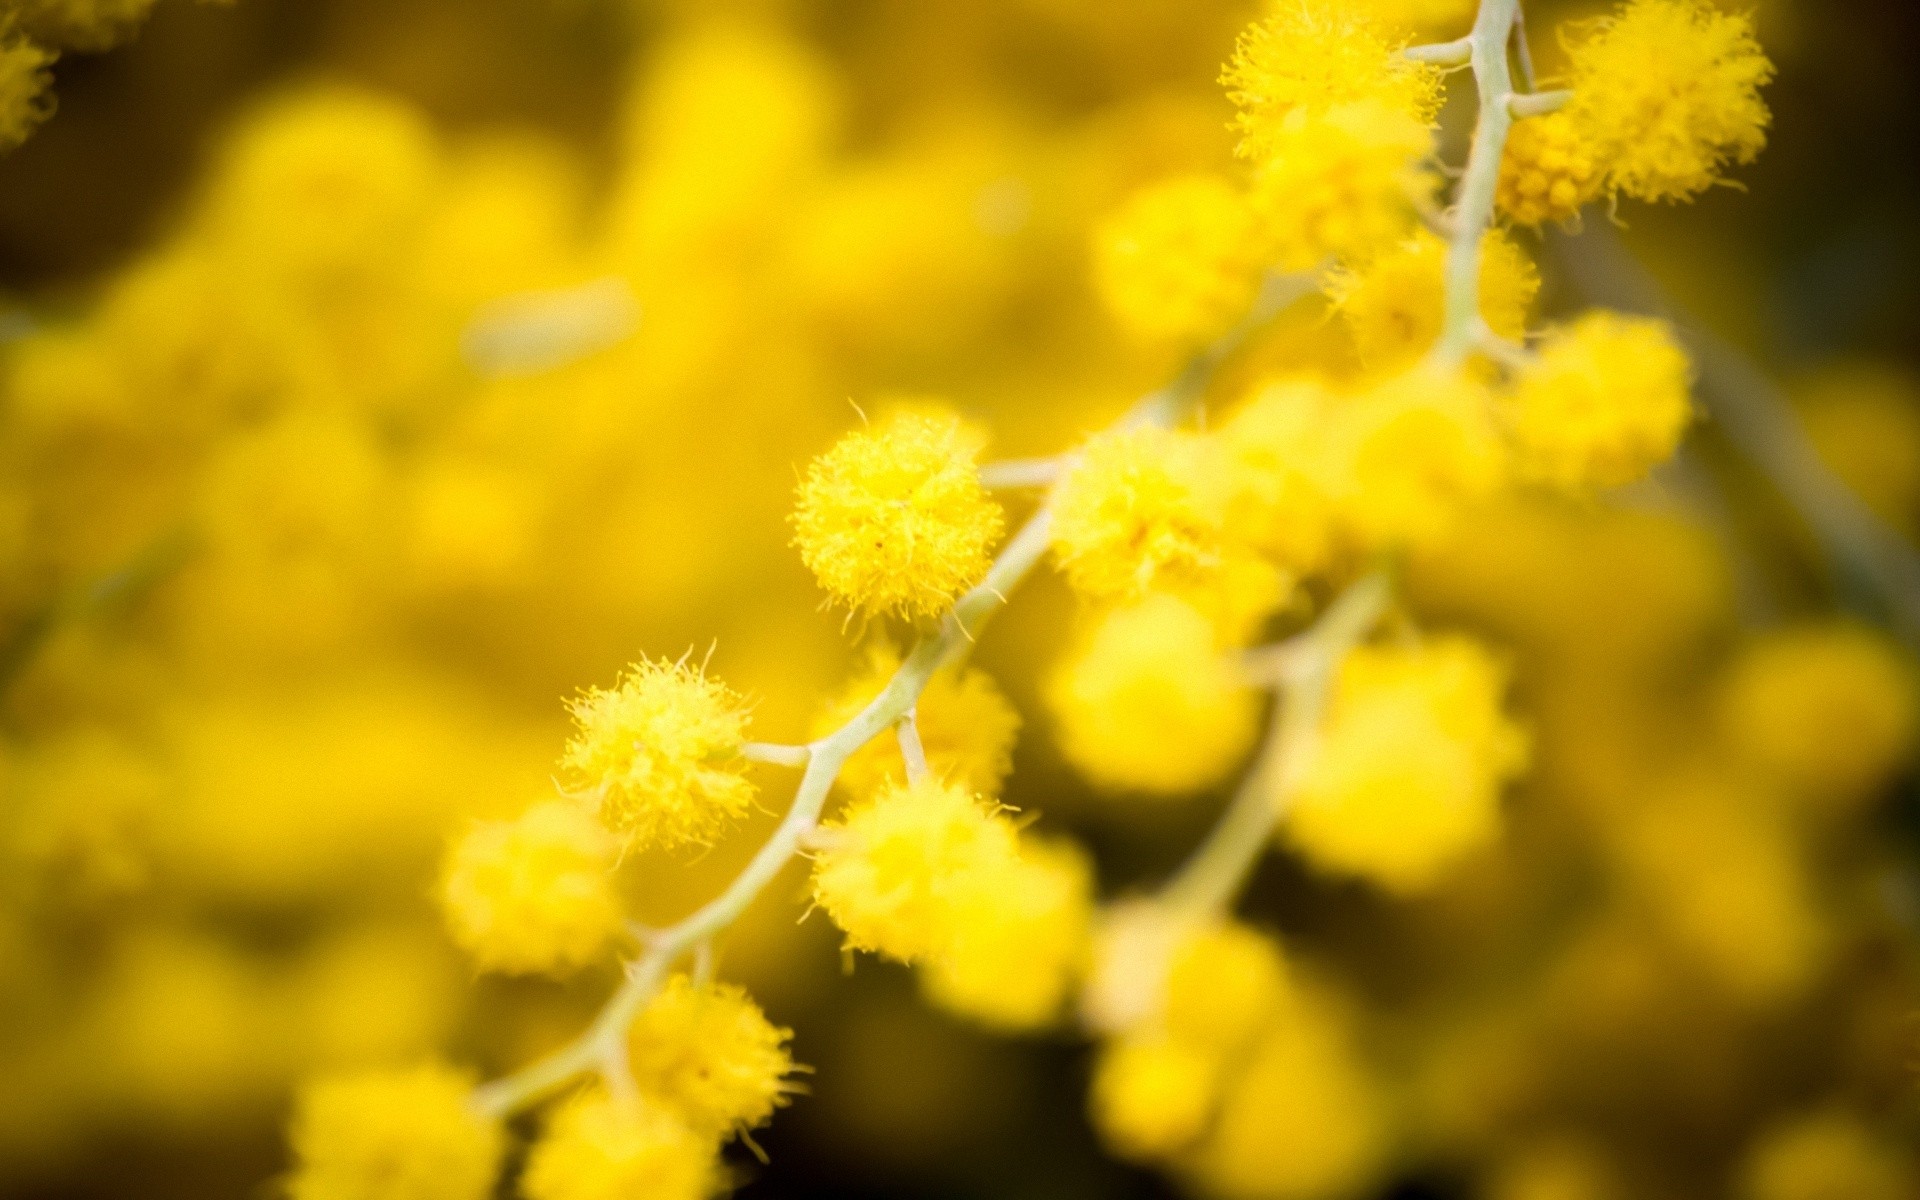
[1093,172,1262,344]
[627,975,796,1140]
[1052,427,1227,601]
[1048,594,1260,795]
[1497,112,1603,227]
[287,1064,501,1200]
[1566,0,1775,203]
[522,1093,714,1200]
[1224,0,1443,162]
[810,777,1020,962]
[1091,1033,1220,1162]
[559,657,754,851]
[812,643,1020,800]
[436,801,622,977]
[1288,637,1526,891]
[1326,229,1538,369]
[1247,100,1434,271]
[792,409,1004,621]
[1506,312,1693,491]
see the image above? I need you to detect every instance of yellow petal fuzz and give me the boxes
[559,657,754,852]
[1247,100,1434,273]
[1221,376,1339,576]
[1506,312,1692,491]
[287,1064,501,1200]
[436,801,622,976]
[1223,0,1443,163]
[1048,594,1259,796]
[1718,623,1918,807]
[1052,427,1228,602]
[1319,364,1507,551]
[1497,111,1603,227]
[1326,229,1538,369]
[522,1093,715,1200]
[918,835,1095,1032]
[1093,173,1263,345]
[627,975,796,1140]
[812,643,1020,801]
[1566,0,1774,204]
[791,408,1004,621]
[1091,1033,1221,1163]
[1287,637,1527,892]
[809,776,1021,962]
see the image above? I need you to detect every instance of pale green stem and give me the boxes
[895,710,929,783]
[1434,0,1521,365]
[979,457,1067,489]
[1508,89,1570,118]
[1160,570,1392,917]
[742,742,812,767]
[1407,37,1473,66]
[470,274,1313,1120]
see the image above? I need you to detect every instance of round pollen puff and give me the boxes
[1090,1033,1221,1163]
[918,834,1094,1032]
[1497,111,1602,227]
[1565,0,1774,204]
[1047,593,1260,796]
[1051,426,1229,602]
[790,408,1004,622]
[1221,376,1339,576]
[811,643,1020,801]
[1093,173,1262,345]
[1506,311,1693,492]
[287,1062,501,1200]
[559,656,755,852]
[627,975,796,1141]
[1223,0,1444,162]
[1717,623,1918,808]
[436,801,622,977]
[1246,99,1435,273]
[1325,228,1538,370]
[1287,636,1527,892]
[522,1091,715,1200]
[1319,363,1507,552]
[809,776,1021,963]
[1162,921,1289,1053]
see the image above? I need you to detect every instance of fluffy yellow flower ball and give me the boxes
[791,409,1004,621]
[287,1064,501,1200]
[1506,312,1693,491]
[207,86,443,287]
[1319,364,1506,550]
[919,836,1094,1031]
[522,1093,714,1200]
[1221,376,1338,575]
[1048,594,1260,796]
[1326,229,1538,369]
[436,801,622,976]
[628,975,795,1140]
[1566,0,1774,204]
[1287,637,1526,892]
[1718,623,1917,807]
[1052,427,1227,601]
[1093,173,1263,344]
[1090,1033,1220,1162]
[810,776,1020,962]
[1190,987,1387,1200]
[1223,0,1443,162]
[1248,100,1434,272]
[812,643,1020,800]
[1163,922,1289,1052]
[0,31,53,152]
[559,657,754,851]
[1497,112,1602,227]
